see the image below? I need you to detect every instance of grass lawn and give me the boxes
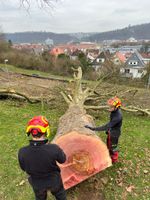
[0,64,71,81]
[0,64,94,86]
[0,100,149,200]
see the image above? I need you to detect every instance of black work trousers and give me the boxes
[106,132,120,163]
[107,133,119,155]
[29,176,67,200]
[33,184,67,200]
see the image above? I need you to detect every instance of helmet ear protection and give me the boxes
[26,116,51,137]
[46,126,50,137]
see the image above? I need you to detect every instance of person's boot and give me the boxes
[111,151,119,163]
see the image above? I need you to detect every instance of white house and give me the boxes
[120,51,147,78]
[91,51,110,71]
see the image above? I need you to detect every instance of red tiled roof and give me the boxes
[115,52,126,62]
[54,43,98,51]
[124,52,132,59]
[49,48,64,56]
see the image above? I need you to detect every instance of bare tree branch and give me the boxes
[123,106,150,116]
[92,72,112,93]
[20,0,60,9]
[60,91,72,105]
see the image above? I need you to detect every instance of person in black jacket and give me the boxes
[85,97,122,163]
[18,116,67,200]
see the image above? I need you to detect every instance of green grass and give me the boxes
[0,64,94,85]
[0,63,47,75]
[0,100,149,200]
[0,100,63,200]
[0,64,71,81]
[95,112,150,200]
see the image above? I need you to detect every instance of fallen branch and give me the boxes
[84,104,150,117]
[84,105,109,110]
[0,89,41,104]
[93,88,117,97]
[125,106,150,116]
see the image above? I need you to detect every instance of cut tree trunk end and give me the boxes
[53,105,112,189]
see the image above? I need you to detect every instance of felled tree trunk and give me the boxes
[53,67,112,190]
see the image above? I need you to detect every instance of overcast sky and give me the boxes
[0,0,150,33]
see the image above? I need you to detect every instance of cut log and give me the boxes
[53,67,112,190]
[53,105,112,189]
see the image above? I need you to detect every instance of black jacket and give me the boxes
[93,109,122,137]
[18,139,66,189]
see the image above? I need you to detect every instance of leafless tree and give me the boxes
[20,0,60,9]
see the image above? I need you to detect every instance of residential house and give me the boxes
[119,45,142,54]
[113,52,126,65]
[49,47,64,57]
[92,51,111,70]
[104,45,142,54]
[12,43,48,55]
[52,43,99,55]
[120,51,147,78]
[70,49,82,60]
[124,52,132,60]
[86,49,100,63]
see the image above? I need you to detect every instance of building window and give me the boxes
[125,69,130,73]
[138,69,143,73]
[129,61,138,65]
[100,58,105,63]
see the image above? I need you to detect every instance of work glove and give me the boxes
[84,125,95,131]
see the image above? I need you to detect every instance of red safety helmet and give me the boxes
[107,97,121,108]
[26,116,50,137]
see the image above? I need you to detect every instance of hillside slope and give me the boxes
[88,23,150,42]
[5,23,150,44]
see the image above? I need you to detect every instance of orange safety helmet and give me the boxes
[107,97,121,108]
[26,116,50,137]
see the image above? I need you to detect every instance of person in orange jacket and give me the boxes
[85,97,122,163]
[18,116,67,200]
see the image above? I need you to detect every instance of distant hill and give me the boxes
[87,23,150,42]
[5,23,150,44]
[5,32,79,44]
